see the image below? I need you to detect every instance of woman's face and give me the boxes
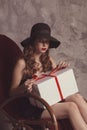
[34,39,49,54]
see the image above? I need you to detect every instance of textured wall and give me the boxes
[0,0,87,98]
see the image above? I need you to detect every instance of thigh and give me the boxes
[41,102,71,119]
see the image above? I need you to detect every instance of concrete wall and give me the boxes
[0,0,87,98]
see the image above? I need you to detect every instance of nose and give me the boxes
[42,43,46,46]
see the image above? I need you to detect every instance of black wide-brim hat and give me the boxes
[21,23,61,48]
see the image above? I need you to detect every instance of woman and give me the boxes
[10,23,87,130]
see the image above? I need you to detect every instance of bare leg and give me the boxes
[66,93,87,123]
[41,102,87,130]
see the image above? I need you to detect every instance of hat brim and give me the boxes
[50,36,61,48]
[21,36,61,48]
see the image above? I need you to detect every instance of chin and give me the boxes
[41,51,46,53]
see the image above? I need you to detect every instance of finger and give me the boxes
[27,85,33,92]
[57,61,69,69]
[57,61,63,69]
[24,81,32,88]
[26,79,35,84]
[61,62,67,67]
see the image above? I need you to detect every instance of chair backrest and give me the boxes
[0,34,23,105]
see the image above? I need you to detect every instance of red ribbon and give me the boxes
[33,68,64,100]
[49,74,63,100]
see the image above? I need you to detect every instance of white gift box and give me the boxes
[29,68,79,108]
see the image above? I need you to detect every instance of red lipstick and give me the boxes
[42,48,46,51]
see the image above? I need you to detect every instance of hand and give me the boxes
[57,61,70,70]
[24,79,35,92]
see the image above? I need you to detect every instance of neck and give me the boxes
[34,52,41,61]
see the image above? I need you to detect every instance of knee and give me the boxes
[66,102,81,119]
[67,102,78,114]
[72,93,83,101]
[66,93,83,102]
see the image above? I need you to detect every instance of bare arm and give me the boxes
[50,56,57,69]
[10,59,26,96]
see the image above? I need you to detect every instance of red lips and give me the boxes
[42,48,46,51]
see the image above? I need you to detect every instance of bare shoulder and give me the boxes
[16,58,26,69]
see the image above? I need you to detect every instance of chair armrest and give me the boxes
[0,92,58,130]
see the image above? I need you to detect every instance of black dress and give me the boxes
[15,75,44,119]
